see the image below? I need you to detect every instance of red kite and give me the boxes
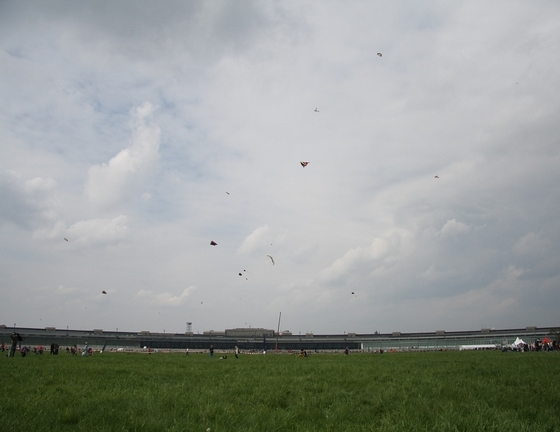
[102,290,107,295]
[210,241,217,246]
[300,161,309,167]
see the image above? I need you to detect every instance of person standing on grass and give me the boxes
[235,346,240,358]
[209,345,214,359]
[344,346,349,355]
[9,332,23,358]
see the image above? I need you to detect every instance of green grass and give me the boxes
[1,351,559,431]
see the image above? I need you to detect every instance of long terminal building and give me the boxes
[2,324,558,352]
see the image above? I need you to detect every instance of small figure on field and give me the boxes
[9,332,23,358]
[209,345,214,359]
[185,348,189,355]
[344,347,349,355]
[235,346,240,358]
[298,348,308,357]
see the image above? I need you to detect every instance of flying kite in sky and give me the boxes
[64,238,68,242]
[314,107,319,112]
[238,273,242,276]
[210,241,217,246]
[267,254,275,265]
[377,52,382,57]
[102,290,107,295]
[226,192,230,195]
[300,161,309,167]
[434,175,439,179]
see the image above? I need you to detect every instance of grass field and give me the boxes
[1,350,559,431]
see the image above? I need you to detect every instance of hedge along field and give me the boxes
[1,350,559,431]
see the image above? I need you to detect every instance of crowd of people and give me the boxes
[1,332,93,357]
[509,338,559,352]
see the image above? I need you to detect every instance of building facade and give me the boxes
[1,325,557,352]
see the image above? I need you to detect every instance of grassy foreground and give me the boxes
[1,350,559,431]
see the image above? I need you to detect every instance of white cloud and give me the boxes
[32,220,67,241]
[513,232,551,255]
[135,286,197,307]
[55,284,84,296]
[66,215,128,246]
[418,263,458,283]
[85,102,160,208]
[24,177,57,193]
[237,225,274,255]
[440,219,470,238]
[319,231,410,285]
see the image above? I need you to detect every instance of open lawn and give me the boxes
[1,350,559,431]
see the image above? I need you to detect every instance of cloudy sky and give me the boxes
[1,1,559,335]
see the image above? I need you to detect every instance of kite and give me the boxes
[226,192,230,195]
[102,290,107,295]
[300,161,309,167]
[314,107,319,112]
[267,254,275,265]
[210,241,217,246]
[377,52,382,57]
[239,273,243,276]
[434,175,439,179]
[64,238,68,242]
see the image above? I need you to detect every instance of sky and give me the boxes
[1,1,559,335]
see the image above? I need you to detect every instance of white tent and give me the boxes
[511,337,526,348]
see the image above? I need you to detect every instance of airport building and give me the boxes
[1,325,558,352]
